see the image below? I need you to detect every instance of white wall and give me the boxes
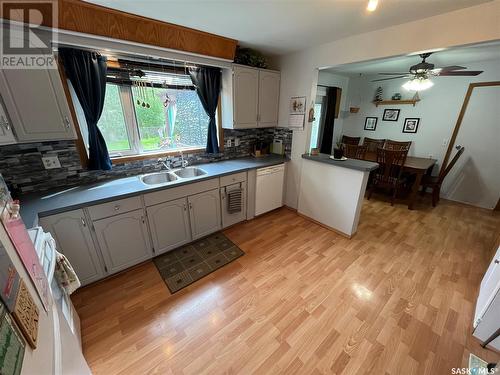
[340,59,500,172]
[317,71,350,145]
[276,0,500,209]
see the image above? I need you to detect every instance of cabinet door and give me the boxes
[93,209,152,275]
[146,197,191,255]
[258,70,280,127]
[188,189,221,240]
[0,97,16,145]
[39,209,104,286]
[233,66,259,129]
[0,64,76,142]
[221,183,247,228]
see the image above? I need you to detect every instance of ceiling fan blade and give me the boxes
[438,70,483,76]
[372,76,409,82]
[432,65,467,72]
[377,72,410,75]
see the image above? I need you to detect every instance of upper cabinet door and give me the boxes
[258,70,280,127]
[0,64,76,142]
[146,197,192,255]
[93,209,152,275]
[233,66,259,129]
[0,97,16,145]
[39,209,105,286]
[188,188,221,240]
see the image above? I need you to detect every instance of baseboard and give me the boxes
[296,211,354,239]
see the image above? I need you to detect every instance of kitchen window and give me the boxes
[71,62,220,160]
[97,68,213,159]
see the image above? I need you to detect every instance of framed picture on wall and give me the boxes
[402,118,420,133]
[364,117,378,131]
[382,109,400,121]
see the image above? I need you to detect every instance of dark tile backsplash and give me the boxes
[0,128,292,196]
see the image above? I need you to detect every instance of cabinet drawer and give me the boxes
[88,196,142,220]
[144,178,219,207]
[220,172,247,186]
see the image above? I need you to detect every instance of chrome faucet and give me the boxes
[180,151,189,168]
[157,157,172,171]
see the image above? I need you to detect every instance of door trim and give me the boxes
[442,81,500,169]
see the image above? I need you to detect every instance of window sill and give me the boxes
[111,147,206,164]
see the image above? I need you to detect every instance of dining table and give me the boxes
[363,152,437,210]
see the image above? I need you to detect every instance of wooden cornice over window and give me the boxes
[2,0,237,60]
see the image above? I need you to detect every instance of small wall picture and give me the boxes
[382,109,400,121]
[402,118,420,133]
[364,117,378,131]
[289,96,306,114]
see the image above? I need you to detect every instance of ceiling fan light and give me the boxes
[367,0,378,12]
[402,77,434,91]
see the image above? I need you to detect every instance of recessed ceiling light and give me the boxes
[367,0,378,12]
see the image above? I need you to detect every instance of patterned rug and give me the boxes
[153,232,245,293]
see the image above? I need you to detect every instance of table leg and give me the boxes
[408,171,424,210]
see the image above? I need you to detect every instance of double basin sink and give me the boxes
[140,166,207,185]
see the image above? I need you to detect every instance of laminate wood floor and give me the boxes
[73,199,500,374]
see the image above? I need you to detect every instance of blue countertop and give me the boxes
[302,153,378,172]
[20,155,287,228]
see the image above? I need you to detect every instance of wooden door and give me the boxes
[40,209,105,286]
[188,189,221,240]
[93,209,152,274]
[146,197,191,255]
[258,70,280,127]
[0,64,76,142]
[0,97,16,145]
[233,65,259,129]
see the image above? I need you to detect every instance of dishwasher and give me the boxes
[255,163,285,216]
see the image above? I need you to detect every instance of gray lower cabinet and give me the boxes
[188,188,221,240]
[146,197,192,255]
[39,209,104,286]
[93,209,152,275]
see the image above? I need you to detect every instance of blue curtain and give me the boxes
[59,48,112,170]
[189,67,221,154]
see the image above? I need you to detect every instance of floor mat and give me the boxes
[153,232,245,293]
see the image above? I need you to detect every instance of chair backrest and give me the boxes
[363,137,385,153]
[384,140,412,151]
[342,135,361,145]
[438,146,465,184]
[375,147,408,184]
[343,144,368,160]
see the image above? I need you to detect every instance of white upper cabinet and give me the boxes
[0,63,76,142]
[258,70,280,127]
[224,65,280,129]
[0,96,16,145]
[232,65,259,129]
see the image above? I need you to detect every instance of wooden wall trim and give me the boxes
[58,0,237,60]
[1,0,237,60]
[442,81,500,169]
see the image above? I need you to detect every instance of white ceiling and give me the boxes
[323,41,500,76]
[84,0,492,55]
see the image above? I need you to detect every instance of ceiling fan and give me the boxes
[372,52,483,90]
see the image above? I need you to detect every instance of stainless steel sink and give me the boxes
[172,167,207,178]
[140,172,178,185]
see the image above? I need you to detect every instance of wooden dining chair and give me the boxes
[421,146,465,207]
[368,147,409,206]
[384,140,412,151]
[343,144,368,160]
[342,135,361,145]
[363,137,385,153]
